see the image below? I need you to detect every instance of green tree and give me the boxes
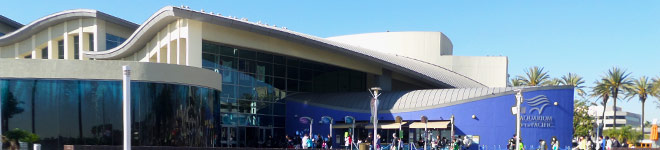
[517,66,551,86]
[510,77,525,87]
[625,76,655,136]
[601,67,632,129]
[603,125,642,145]
[545,78,562,86]
[590,80,610,136]
[574,99,594,137]
[561,73,586,97]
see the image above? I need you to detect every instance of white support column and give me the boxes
[156,32,161,63]
[176,19,182,64]
[186,19,202,67]
[63,22,70,60]
[48,27,54,59]
[166,24,171,64]
[31,35,37,59]
[78,19,84,60]
[122,66,131,150]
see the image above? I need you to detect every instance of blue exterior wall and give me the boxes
[286,87,574,149]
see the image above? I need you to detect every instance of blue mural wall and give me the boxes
[286,87,574,149]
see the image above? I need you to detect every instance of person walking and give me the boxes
[391,133,399,150]
[518,138,525,150]
[587,137,594,150]
[596,136,602,150]
[538,139,547,150]
[578,136,586,150]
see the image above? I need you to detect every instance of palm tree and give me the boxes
[510,77,525,87]
[625,76,653,135]
[601,67,632,129]
[591,80,610,137]
[517,66,551,86]
[561,73,586,97]
[544,77,562,86]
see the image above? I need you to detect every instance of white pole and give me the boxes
[0,83,3,149]
[310,118,313,140]
[373,90,379,150]
[352,120,355,150]
[122,65,131,150]
[515,90,523,150]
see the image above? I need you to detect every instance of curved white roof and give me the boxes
[0,6,486,88]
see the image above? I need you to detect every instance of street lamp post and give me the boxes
[122,66,131,150]
[369,87,382,150]
[421,116,428,150]
[345,116,355,150]
[322,116,334,141]
[514,89,524,150]
[301,117,313,138]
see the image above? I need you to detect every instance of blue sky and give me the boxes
[2,1,659,123]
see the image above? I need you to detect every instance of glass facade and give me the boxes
[1,79,221,149]
[105,33,126,50]
[201,41,367,147]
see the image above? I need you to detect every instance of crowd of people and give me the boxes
[507,134,560,150]
[283,134,335,149]
[576,135,631,150]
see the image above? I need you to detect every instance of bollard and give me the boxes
[33,144,41,150]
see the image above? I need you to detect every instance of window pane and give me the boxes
[287,66,299,79]
[286,79,298,91]
[256,52,273,63]
[238,49,256,60]
[219,46,237,56]
[273,65,285,77]
[273,55,285,65]
[202,53,217,68]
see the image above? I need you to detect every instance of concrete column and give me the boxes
[31,35,38,59]
[14,43,18,59]
[186,19,202,67]
[176,19,182,65]
[376,69,392,91]
[94,19,106,52]
[48,27,54,59]
[166,24,172,64]
[78,19,84,60]
[63,22,71,60]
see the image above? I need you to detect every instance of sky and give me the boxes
[2,1,659,123]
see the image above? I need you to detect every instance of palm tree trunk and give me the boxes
[613,89,618,130]
[641,99,645,136]
[613,96,617,130]
[601,102,607,136]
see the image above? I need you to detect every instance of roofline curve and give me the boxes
[0,9,138,46]
[82,6,485,88]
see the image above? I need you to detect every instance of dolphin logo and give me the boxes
[526,95,550,115]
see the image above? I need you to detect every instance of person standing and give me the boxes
[344,134,351,149]
[453,138,460,150]
[463,136,471,150]
[326,134,333,149]
[551,136,559,150]
[302,134,309,149]
[578,136,586,150]
[509,134,517,150]
[518,138,525,150]
[596,136,602,150]
[587,137,594,150]
[538,139,547,150]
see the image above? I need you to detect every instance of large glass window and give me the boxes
[105,33,126,50]
[1,79,220,149]
[201,40,367,147]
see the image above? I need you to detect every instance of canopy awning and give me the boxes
[364,122,407,129]
[333,123,358,129]
[409,121,451,129]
